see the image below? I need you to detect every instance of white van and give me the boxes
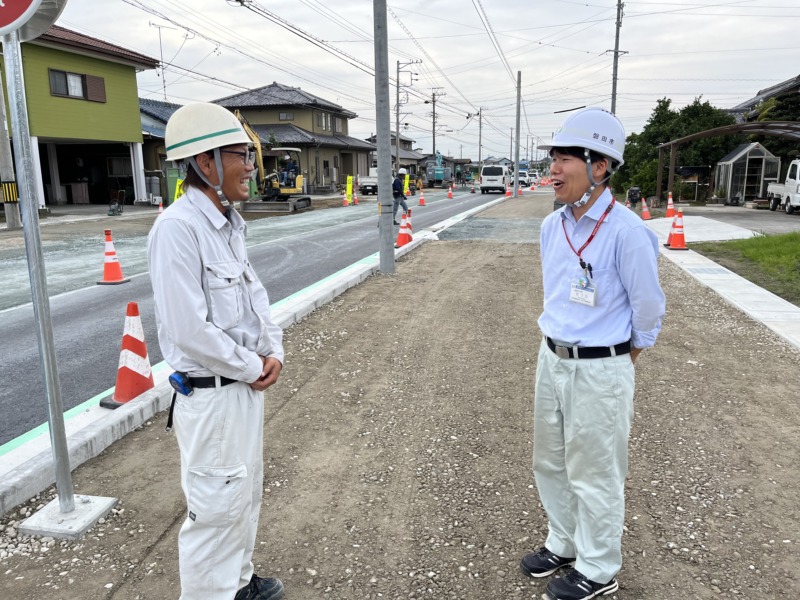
[479,165,509,194]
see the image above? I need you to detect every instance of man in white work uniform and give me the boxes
[148,102,285,600]
[520,107,666,600]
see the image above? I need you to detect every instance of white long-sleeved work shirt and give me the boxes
[147,187,284,383]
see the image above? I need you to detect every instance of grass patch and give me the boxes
[691,232,800,306]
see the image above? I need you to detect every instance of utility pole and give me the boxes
[395,60,420,175]
[426,89,444,157]
[610,0,625,114]
[373,0,394,273]
[513,71,521,197]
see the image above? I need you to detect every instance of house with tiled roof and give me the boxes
[1,25,158,208]
[364,132,426,175]
[214,82,375,193]
[727,75,800,123]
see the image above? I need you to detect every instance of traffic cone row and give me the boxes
[665,191,675,218]
[394,212,412,248]
[640,198,652,221]
[664,208,688,250]
[101,301,154,409]
[97,229,130,285]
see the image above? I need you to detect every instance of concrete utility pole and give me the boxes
[0,72,21,230]
[373,0,394,273]
[513,71,522,197]
[610,0,624,114]
[426,89,444,158]
[395,60,420,175]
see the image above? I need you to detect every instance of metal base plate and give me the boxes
[18,494,118,540]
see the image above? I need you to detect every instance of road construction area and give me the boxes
[1,197,799,599]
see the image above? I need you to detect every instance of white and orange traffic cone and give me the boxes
[625,198,631,209]
[470,181,476,194]
[353,190,359,205]
[158,201,164,215]
[666,209,688,250]
[97,229,130,285]
[418,189,426,206]
[505,185,512,198]
[665,191,675,218]
[405,208,413,234]
[640,198,652,221]
[394,213,412,248]
[663,214,678,247]
[342,191,349,207]
[447,185,453,199]
[100,302,154,409]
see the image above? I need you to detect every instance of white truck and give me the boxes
[767,158,800,214]
[359,167,381,195]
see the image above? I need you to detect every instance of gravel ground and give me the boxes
[1,199,799,599]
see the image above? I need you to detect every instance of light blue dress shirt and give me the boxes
[537,188,665,349]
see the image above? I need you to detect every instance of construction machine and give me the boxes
[233,110,311,213]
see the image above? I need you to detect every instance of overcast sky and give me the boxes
[54,0,800,162]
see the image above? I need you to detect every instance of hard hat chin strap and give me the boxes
[186,149,231,207]
[574,149,619,207]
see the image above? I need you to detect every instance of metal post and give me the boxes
[431,91,437,157]
[373,0,394,273]
[513,72,522,197]
[395,60,400,175]
[0,65,21,230]
[2,29,74,512]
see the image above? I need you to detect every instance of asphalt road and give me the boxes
[0,189,502,446]
[682,203,800,235]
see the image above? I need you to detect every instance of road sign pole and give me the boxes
[2,29,75,513]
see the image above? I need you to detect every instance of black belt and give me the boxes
[546,337,631,359]
[188,375,237,388]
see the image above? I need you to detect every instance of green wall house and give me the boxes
[1,25,157,208]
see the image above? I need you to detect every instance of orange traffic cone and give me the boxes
[666,209,688,250]
[663,214,678,248]
[530,184,537,192]
[158,201,164,215]
[342,192,349,207]
[517,186,524,196]
[470,181,476,194]
[353,190,359,205]
[394,213,412,248]
[505,185,512,198]
[100,302,154,409]
[418,189,426,206]
[405,187,411,197]
[447,185,454,199]
[405,208,413,234]
[640,198,652,221]
[625,198,631,209]
[665,191,675,218]
[97,229,130,285]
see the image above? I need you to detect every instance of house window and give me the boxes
[49,69,106,102]
[316,112,332,131]
[107,157,132,177]
[334,155,339,169]
[279,112,293,121]
[323,159,330,178]
[334,117,343,133]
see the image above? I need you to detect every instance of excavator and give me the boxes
[234,110,311,212]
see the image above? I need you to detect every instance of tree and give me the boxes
[615,98,742,200]
[753,92,800,175]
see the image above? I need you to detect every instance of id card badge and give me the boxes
[569,275,597,307]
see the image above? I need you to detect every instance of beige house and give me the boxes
[215,82,375,193]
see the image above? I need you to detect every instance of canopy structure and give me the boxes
[655,122,800,203]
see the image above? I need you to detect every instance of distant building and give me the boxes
[727,74,800,123]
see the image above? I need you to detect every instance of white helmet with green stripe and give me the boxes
[165,103,249,161]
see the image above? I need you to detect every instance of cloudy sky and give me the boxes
[54,0,800,162]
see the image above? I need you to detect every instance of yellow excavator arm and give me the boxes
[233,110,267,195]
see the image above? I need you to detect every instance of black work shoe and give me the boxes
[520,547,575,578]
[545,568,618,600]
[393,220,400,225]
[234,574,284,600]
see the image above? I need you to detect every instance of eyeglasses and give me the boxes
[221,149,257,165]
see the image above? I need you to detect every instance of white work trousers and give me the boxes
[174,381,264,600]
[532,338,635,584]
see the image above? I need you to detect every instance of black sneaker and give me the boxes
[545,568,618,600]
[234,574,284,600]
[393,220,400,225]
[520,547,575,578]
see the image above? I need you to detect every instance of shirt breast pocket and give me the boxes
[205,261,244,330]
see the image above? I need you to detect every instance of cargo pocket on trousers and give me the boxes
[186,464,248,527]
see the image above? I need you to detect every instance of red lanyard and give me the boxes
[561,199,615,275]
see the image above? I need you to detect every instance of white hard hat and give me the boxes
[165,103,250,161]
[284,155,291,160]
[398,168,407,175]
[539,107,625,167]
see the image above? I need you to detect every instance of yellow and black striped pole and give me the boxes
[2,180,19,203]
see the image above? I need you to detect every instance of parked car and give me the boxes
[479,165,509,194]
[515,170,531,187]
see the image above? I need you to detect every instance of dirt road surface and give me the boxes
[1,198,799,599]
